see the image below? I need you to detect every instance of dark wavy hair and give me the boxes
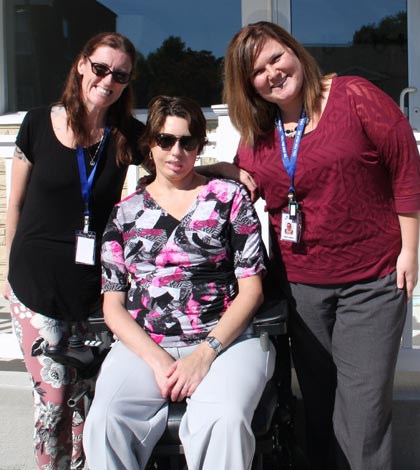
[223,21,328,146]
[58,32,137,165]
[141,95,208,157]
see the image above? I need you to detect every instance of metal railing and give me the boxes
[1,112,420,371]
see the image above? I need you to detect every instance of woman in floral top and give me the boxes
[84,96,276,470]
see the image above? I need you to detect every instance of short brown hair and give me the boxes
[223,21,325,146]
[141,96,208,156]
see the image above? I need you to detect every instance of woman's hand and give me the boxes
[397,212,420,301]
[165,342,216,402]
[238,168,259,202]
[164,275,263,402]
[152,354,177,399]
[103,291,177,398]
[196,162,259,202]
[2,281,10,300]
[396,247,418,301]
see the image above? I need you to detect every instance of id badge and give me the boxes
[75,230,96,265]
[280,210,302,243]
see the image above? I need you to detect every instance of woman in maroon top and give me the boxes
[206,21,420,470]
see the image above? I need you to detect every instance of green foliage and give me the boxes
[353,11,407,45]
[133,36,223,108]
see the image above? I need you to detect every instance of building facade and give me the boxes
[0,0,419,369]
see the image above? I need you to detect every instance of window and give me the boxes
[290,0,407,104]
[4,0,241,111]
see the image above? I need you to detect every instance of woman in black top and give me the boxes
[4,32,147,470]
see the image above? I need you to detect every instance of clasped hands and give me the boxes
[153,342,217,402]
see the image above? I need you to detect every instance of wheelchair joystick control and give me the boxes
[68,325,85,349]
[44,323,95,370]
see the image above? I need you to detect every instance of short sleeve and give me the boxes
[228,184,266,279]
[101,206,129,292]
[15,108,47,163]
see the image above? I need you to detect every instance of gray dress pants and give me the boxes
[84,334,275,470]
[289,271,406,470]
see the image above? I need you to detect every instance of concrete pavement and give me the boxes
[0,371,34,470]
[0,296,35,470]
[2,295,420,469]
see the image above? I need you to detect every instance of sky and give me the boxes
[98,0,406,57]
[292,0,406,44]
[98,0,241,58]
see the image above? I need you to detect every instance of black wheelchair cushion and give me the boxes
[158,376,278,445]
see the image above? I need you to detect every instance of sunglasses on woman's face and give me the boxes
[86,57,131,84]
[156,133,199,151]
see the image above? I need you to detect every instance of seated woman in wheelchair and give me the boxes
[83,95,276,470]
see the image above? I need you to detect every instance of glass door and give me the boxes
[289,0,407,105]
[269,0,420,369]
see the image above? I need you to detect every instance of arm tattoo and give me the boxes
[14,146,29,163]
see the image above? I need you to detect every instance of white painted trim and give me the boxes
[0,111,26,125]
[241,0,272,25]
[0,0,5,113]
[407,0,420,130]
[272,0,291,31]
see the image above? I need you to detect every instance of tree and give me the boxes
[353,11,406,45]
[133,36,223,108]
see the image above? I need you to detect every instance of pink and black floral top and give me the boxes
[101,178,265,347]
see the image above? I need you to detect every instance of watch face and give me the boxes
[206,336,222,353]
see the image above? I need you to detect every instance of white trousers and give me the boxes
[84,334,276,470]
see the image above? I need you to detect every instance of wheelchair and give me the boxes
[45,297,306,469]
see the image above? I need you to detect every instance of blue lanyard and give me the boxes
[76,127,110,229]
[276,108,307,193]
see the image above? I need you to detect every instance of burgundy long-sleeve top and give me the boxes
[235,76,420,284]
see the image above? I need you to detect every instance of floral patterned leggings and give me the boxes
[10,291,90,470]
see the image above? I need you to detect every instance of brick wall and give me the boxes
[0,156,6,285]
[0,125,19,285]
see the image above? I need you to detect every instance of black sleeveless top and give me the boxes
[8,106,145,321]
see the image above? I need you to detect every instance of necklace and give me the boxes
[284,117,311,139]
[284,127,297,138]
[86,131,105,166]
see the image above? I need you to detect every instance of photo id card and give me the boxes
[75,230,96,265]
[281,210,302,243]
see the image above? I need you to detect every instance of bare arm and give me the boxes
[204,274,263,348]
[166,274,263,401]
[3,147,33,298]
[103,291,176,397]
[396,212,420,300]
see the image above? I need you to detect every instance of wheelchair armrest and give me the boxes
[85,316,114,350]
[86,315,109,334]
[252,297,289,337]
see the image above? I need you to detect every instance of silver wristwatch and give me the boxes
[204,336,223,355]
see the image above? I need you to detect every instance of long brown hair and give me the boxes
[59,32,137,165]
[223,21,326,146]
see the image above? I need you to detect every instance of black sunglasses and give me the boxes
[156,133,200,151]
[86,57,131,84]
